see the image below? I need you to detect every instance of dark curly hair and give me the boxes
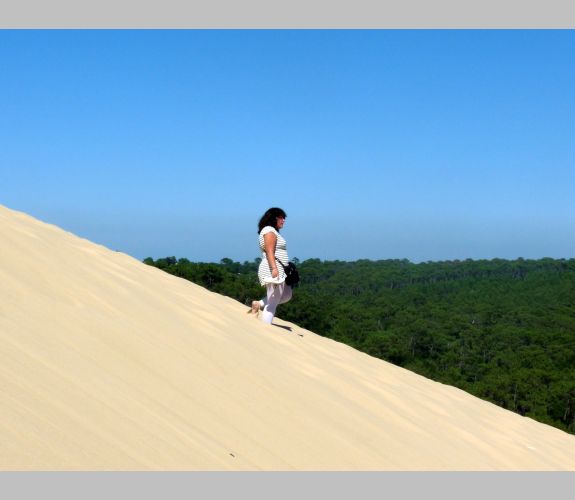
[258,207,287,233]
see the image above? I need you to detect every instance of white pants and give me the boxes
[260,283,292,324]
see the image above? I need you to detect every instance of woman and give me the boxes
[249,207,293,324]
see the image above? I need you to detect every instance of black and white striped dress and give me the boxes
[258,226,289,286]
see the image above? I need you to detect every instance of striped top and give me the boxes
[258,226,289,286]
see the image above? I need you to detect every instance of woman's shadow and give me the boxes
[272,324,292,332]
[272,324,304,336]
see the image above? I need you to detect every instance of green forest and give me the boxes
[143,256,575,435]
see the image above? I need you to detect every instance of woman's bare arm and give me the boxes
[264,232,279,278]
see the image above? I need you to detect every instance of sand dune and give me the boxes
[1,204,574,470]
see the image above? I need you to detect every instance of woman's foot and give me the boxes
[247,300,262,316]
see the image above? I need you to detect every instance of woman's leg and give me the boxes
[279,285,292,305]
[261,283,284,324]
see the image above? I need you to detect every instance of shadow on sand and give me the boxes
[272,324,304,336]
[272,323,292,332]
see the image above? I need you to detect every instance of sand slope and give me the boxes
[1,204,574,470]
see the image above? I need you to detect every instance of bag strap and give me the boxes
[275,257,288,269]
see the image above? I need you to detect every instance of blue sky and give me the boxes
[1,30,574,263]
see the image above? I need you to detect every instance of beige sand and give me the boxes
[1,204,574,470]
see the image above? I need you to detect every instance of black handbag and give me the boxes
[276,258,300,287]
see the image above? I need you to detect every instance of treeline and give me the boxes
[143,256,575,434]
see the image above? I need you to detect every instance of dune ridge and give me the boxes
[1,204,574,470]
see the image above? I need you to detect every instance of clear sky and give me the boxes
[1,30,574,263]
